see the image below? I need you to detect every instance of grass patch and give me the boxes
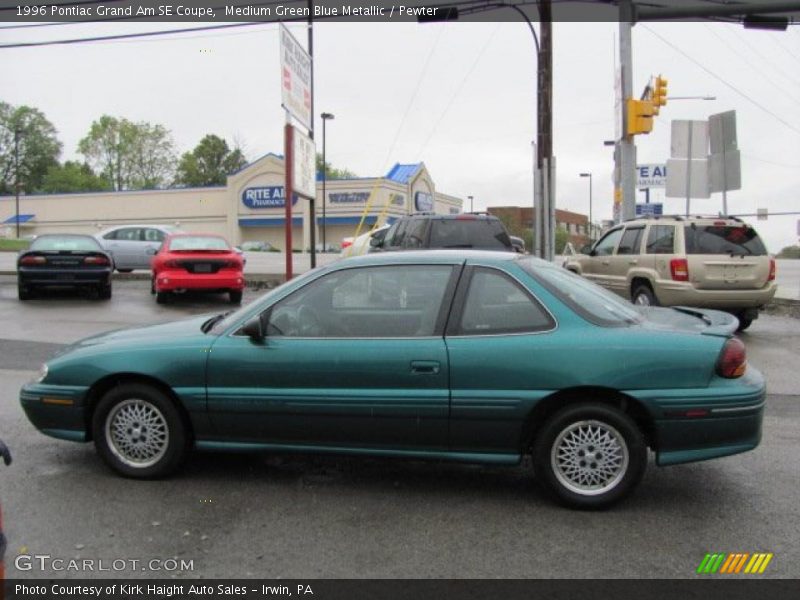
[0,238,30,252]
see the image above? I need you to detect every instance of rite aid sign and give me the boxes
[637,164,667,188]
[241,186,299,209]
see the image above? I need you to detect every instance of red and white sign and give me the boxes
[279,24,312,130]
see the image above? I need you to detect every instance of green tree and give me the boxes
[555,226,569,255]
[41,161,110,193]
[776,245,800,259]
[78,115,177,190]
[0,101,62,194]
[316,154,356,180]
[175,134,247,187]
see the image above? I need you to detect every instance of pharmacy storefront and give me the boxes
[1,154,463,250]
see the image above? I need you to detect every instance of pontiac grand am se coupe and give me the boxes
[20,251,765,508]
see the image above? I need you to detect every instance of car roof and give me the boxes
[31,233,97,240]
[331,249,535,268]
[98,224,179,231]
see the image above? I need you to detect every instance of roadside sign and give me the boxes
[666,158,710,199]
[709,110,737,154]
[671,120,708,159]
[280,24,312,130]
[637,164,667,188]
[757,208,768,221]
[636,202,663,217]
[292,126,316,199]
[709,150,742,193]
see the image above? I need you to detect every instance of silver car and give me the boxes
[95,224,183,272]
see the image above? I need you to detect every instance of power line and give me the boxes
[743,153,800,169]
[642,24,800,136]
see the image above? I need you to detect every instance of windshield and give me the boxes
[684,224,767,256]
[520,259,642,327]
[30,235,102,252]
[168,236,230,251]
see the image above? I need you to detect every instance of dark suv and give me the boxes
[375,212,515,252]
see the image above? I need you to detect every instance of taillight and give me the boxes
[341,240,352,249]
[670,258,689,282]
[84,256,110,265]
[768,257,776,282]
[19,256,46,266]
[717,338,746,378]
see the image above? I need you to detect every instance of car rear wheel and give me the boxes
[117,268,133,273]
[98,284,112,300]
[156,291,170,304]
[736,316,753,332]
[92,383,188,478]
[533,403,647,509]
[229,290,243,304]
[632,283,658,307]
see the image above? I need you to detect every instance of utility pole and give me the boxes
[14,127,21,239]
[307,0,316,267]
[619,0,636,223]
[536,0,555,260]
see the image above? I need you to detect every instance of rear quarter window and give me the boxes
[429,219,511,250]
[684,225,767,256]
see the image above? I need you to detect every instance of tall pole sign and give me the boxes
[280,23,314,279]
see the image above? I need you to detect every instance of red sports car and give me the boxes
[151,234,245,304]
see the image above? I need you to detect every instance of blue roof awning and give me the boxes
[385,163,421,184]
[3,214,35,224]
[316,216,378,226]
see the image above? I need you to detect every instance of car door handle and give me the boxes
[411,361,440,375]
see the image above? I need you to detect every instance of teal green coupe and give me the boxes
[20,251,765,508]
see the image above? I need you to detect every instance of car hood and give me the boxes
[636,306,738,337]
[57,314,214,354]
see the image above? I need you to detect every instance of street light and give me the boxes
[467,195,473,213]
[579,173,593,242]
[320,112,334,251]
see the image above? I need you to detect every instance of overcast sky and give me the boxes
[1,18,798,250]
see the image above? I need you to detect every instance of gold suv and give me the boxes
[562,215,776,331]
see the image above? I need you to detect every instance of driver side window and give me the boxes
[265,265,454,338]
[593,229,623,257]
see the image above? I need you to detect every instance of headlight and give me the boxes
[34,363,48,383]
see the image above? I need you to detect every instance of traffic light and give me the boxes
[652,75,668,114]
[626,98,656,136]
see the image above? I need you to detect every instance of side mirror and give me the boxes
[579,244,592,255]
[146,247,158,256]
[369,236,383,248]
[241,315,265,341]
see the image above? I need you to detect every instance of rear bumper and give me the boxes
[654,281,776,309]
[635,367,766,466]
[18,268,112,287]
[155,270,245,292]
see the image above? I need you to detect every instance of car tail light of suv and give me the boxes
[716,338,747,378]
[768,257,776,282]
[670,258,689,282]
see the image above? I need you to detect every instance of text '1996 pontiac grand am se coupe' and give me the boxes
[20,251,765,509]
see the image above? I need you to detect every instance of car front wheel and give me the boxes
[533,403,647,509]
[92,383,188,478]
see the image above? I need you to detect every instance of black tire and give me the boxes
[631,283,658,307]
[92,383,188,478]
[533,403,647,509]
[116,268,134,273]
[229,290,243,304]
[150,277,156,295]
[98,284,112,300]
[156,291,170,304]
[18,281,32,301]
[736,316,753,332]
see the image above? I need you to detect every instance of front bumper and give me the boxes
[20,383,90,442]
[636,367,766,466]
[155,270,245,292]
[654,281,777,310]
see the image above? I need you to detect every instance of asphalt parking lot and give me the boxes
[1,275,799,579]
